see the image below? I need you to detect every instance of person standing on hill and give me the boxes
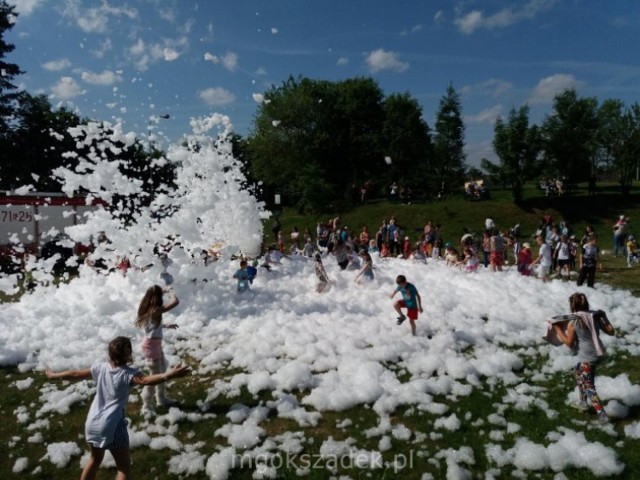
[489,228,505,272]
[613,215,628,257]
[531,234,553,282]
[577,234,599,288]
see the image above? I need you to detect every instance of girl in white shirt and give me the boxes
[46,336,189,479]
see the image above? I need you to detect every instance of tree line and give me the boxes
[1,1,638,215]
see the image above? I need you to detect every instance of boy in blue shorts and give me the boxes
[390,274,423,336]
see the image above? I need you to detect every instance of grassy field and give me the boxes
[2,182,640,479]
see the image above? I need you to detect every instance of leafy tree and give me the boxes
[541,89,598,182]
[247,76,386,210]
[0,93,82,191]
[0,0,23,135]
[381,92,433,192]
[598,99,640,194]
[487,106,542,201]
[433,84,466,192]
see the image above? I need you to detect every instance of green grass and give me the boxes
[3,181,640,478]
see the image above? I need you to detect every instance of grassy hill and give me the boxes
[268,181,640,295]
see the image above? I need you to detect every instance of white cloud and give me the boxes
[91,38,113,59]
[62,1,138,34]
[204,52,219,64]
[199,87,235,106]
[252,93,265,104]
[528,74,582,104]
[129,36,187,71]
[42,58,71,72]
[163,48,180,61]
[255,67,267,76]
[434,10,444,24]
[80,70,122,86]
[455,0,555,34]
[337,57,349,66]
[465,104,503,124]
[13,0,44,16]
[365,49,409,73]
[222,52,238,72]
[203,51,238,71]
[50,76,85,100]
[462,79,513,98]
[271,27,279,34]
[400,24,422,36]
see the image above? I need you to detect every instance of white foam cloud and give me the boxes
[199,87,236,106]
[337,57,349,66]
[365,49,409,73]
[528,74,582,104]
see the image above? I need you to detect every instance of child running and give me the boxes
[552,292,615,423]
[390,274,423,336]
[134,285,180,415]
[46,336,190,479]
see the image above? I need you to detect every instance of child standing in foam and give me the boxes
[46,337,190,479]
[314,253,330,293]
[355,250,374,283]
[390,274,423,336]
[552,292,615,423]
[134,285,180,416]
[233,259,250,292]
[531,234,553,281]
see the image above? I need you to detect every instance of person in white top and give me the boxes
[554,234,571,278]
[530,235,553,282]
[134,285,180,416]
[46,336,190,480]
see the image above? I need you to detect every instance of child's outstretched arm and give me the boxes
[46,368,92,381]
[132,363,191,387]
[162,287,179,313]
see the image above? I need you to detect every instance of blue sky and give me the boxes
[7,0,640,167]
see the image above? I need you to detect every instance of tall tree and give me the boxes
[598,99,640,194]
[0,93,82,191]
[247,76,386,212]
[541,89,598,182]
[0,0,23,135]
[381,92,433,191]
[433,84,466,192]
[487,106,542,201]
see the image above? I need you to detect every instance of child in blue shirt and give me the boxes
[233,260,250,292]
[389,275,423,336]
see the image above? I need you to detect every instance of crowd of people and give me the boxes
[263,212,635,292]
